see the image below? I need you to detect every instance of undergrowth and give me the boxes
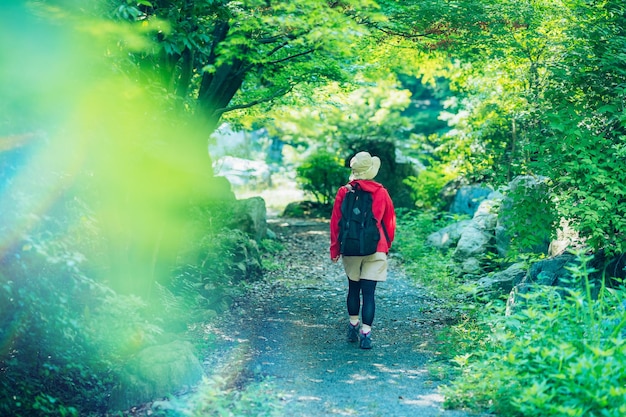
[442,251,626,416]
[397,210,626,416]
[395,209,465,302]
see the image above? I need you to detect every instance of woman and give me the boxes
[330,151,396,349]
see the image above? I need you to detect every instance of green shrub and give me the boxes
[498,177,558,256]
[295,150,349,205]
[160,205,264,330]
[259,238,284,254]
[443,251,626,416]
[0,230,116,416]
[404,163,457,210]
[395,209,464,300]
[0,179,268,415]
[397,210,626,416]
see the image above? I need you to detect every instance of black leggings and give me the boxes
[347,278,378,326]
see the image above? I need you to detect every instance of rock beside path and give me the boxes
[110,341,203,411]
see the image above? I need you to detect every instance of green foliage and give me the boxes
[267,79,414,151]
[0,151,261,416]
[8,1,626,415]
[0,206,118,416]
[86,293,164,361]
[404,162,457,210]
[398,74,451,138]
[395,210,462,300]
[415,0,570,183]
[329,81,415,150]
[443,251,626,416]
[498,176,558,255]
[268,79,420,206]
[259,238,285,272]
[104,0,386,131]
[163,205,264,328]
[526,0,626,254]
[438,0,626,256]
[0,194,266,416]
[259,238,284,255]
[1,7,272,414]
[296,149,349,205]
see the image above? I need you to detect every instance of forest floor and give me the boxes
[192,217,489,417]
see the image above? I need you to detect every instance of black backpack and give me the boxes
[339,183,383,256]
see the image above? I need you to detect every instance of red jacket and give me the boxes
[330,180,396,259]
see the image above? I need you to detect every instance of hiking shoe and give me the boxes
[359,332,372,349]
[347,323,360,342]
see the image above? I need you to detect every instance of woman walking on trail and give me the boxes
[330,151,396,349]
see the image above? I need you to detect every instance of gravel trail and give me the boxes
[206,218,485,417]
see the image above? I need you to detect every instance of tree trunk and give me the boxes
[193,20,248,134]
[197,59,247,133]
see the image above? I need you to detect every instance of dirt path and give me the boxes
[204,218,481,417]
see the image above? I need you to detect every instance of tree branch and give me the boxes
[257,28,309,44]
[267,41,289,57]
[212,85,293,117]
[265,48,316,66]
[238,48,316,76]
[339,6,442,39]
[372,24,444,39]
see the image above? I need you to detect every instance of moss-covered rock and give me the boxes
[109,340,203,411]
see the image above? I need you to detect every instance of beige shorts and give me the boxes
[342,252,388,282]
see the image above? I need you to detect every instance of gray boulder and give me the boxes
[109,340,204,411]
[459,257,482,275]
[472,197,500,230]
[495,224,510,258]
[453,196,499,263]
[231,196,268,241]
[454,224,492,259]
[426,220,471,249]
[450,185,493,216]
[505,254,578,315]
[478,262,527,294]
[526,253,577,286]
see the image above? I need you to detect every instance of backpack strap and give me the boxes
[339,184,356,249]
[368,186,391,246]
[381,221,391,246]
[341,183,357,215]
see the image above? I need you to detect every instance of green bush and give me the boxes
[498,177,558,256]
[0,189,179,416]
[0,225,116,416]
[295,150,349,205]
[442,251,626,416]
[158,204,264,331]
[404,163,457,210]
[395,209,464,300]
[397,211,626,416]
[0,171,269,415]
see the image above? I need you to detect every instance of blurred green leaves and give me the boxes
[0,3,254,415]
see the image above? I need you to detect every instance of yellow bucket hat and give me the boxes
[349,151,381,180]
